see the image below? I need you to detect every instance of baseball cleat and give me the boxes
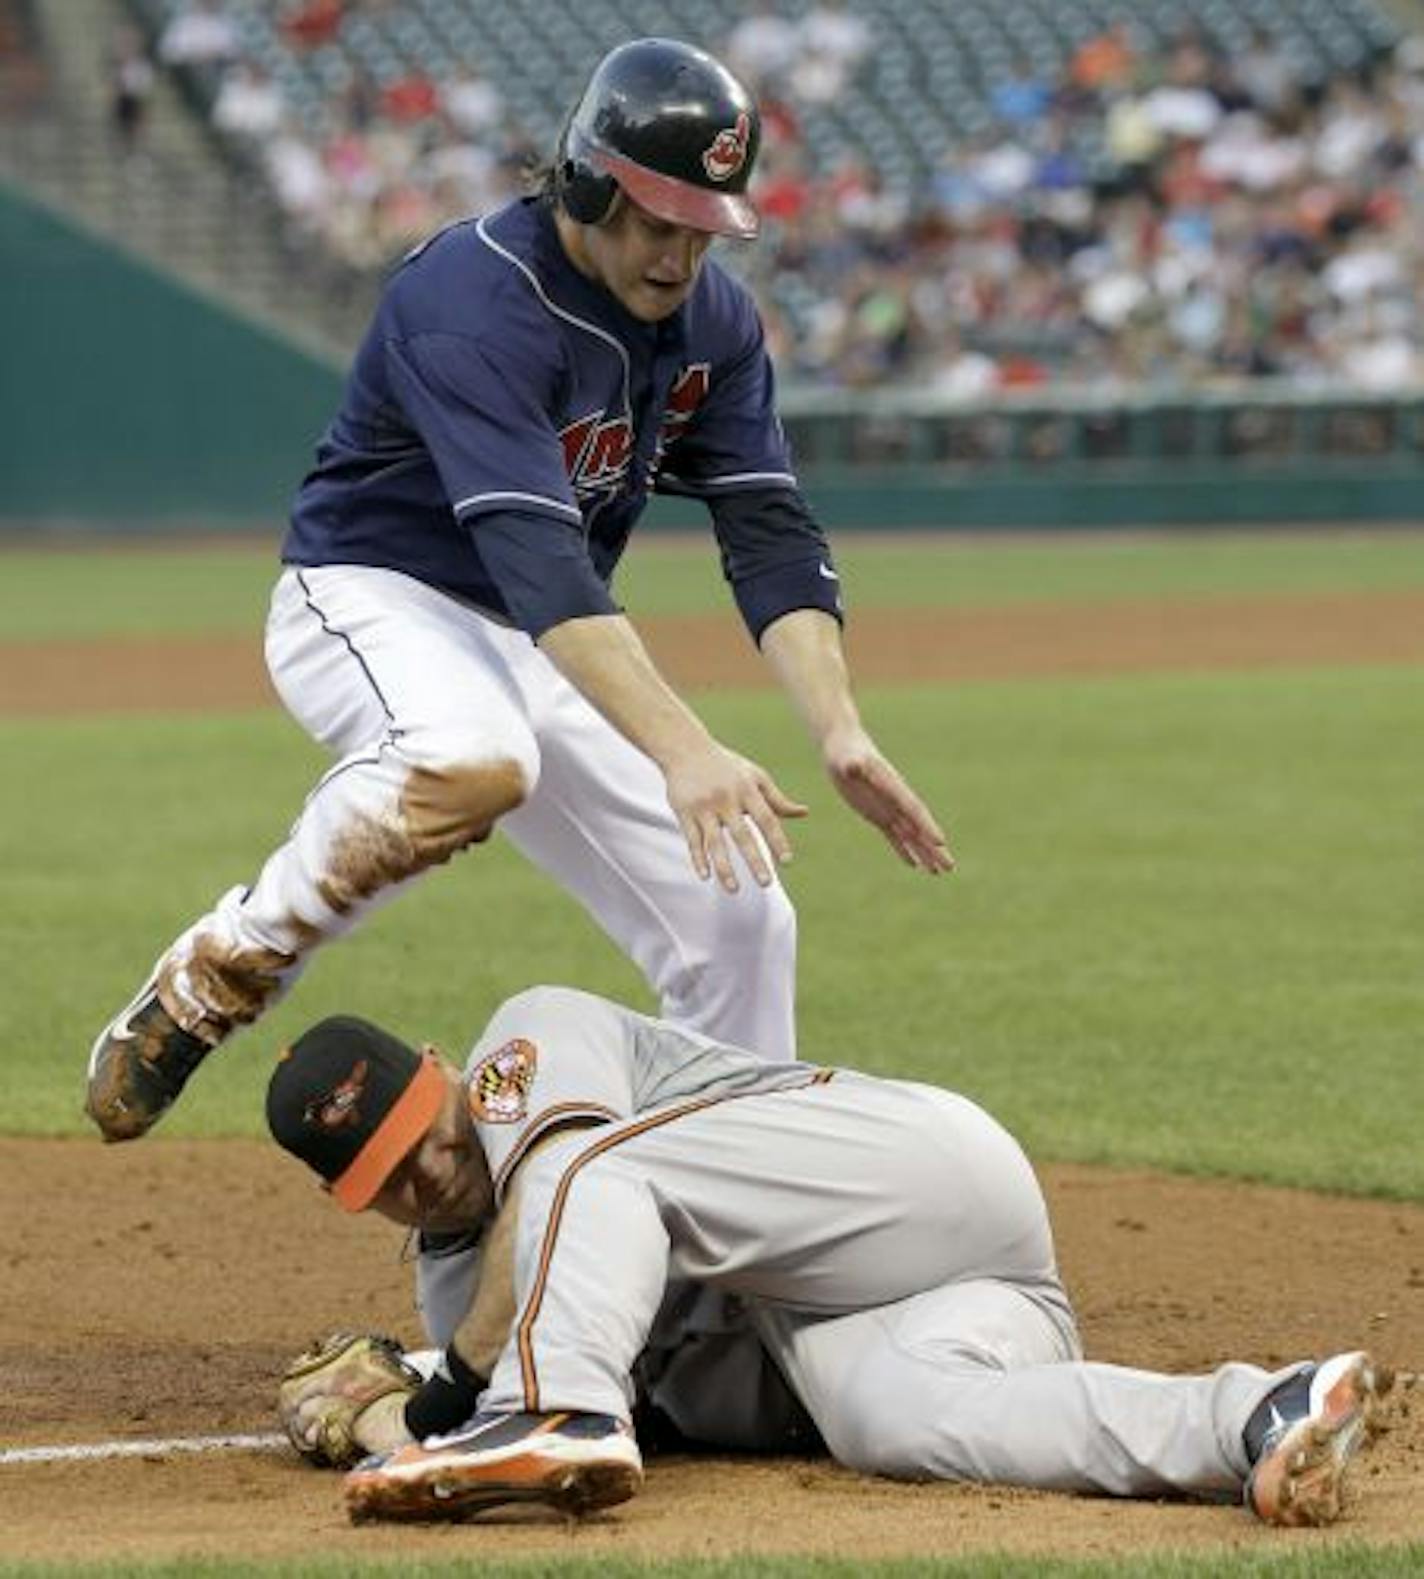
[1244,1350,1393,1527]
[345,1410,643,1523]
[84,967,217,1142]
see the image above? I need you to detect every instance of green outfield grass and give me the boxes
[3,662,1419,1198]
[2,528,1423,639]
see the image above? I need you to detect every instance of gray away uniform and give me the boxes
[438,986,1295,1498]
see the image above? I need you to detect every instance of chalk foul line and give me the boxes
[0,1431,288,1466]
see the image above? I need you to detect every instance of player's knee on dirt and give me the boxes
[813,1360,976,1481]
[831,1411,978,1481]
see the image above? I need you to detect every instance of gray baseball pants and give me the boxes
[482,1074,1289,1498]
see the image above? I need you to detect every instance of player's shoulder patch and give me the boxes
[467,1038,538,1124]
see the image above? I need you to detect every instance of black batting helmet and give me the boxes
[555,38,761,240]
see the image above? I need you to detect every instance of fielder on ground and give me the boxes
[266,986,1393,1529]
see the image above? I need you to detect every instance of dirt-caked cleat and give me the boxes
[1244,1350,1393,1527]
[344,1410,643,1523]
[85,968,219,1142]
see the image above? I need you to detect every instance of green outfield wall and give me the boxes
[0,181,339,527]
[3,180,1421,531]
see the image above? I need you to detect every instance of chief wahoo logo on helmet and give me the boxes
[703,113,751,182]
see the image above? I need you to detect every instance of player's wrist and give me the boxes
[625,698,716,773]
[403,1344,488,1440]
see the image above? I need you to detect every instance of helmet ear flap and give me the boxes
[555,133,619,225]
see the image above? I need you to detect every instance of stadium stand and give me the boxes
[0,0,48,116]
[4,0,1423,523]
[5,0,1422,409]
[104,0,1424,401]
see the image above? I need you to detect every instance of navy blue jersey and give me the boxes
[282,197,836,638]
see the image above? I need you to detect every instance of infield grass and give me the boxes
[2,527,1423,638]
[3,661,1420,1197]
[3,534,1422,1199]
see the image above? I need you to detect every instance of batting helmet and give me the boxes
[555,38,761,240]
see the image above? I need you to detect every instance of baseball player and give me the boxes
[266,987,1392,1528]
[85,37,950,1144]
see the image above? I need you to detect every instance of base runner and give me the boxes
[266,986,1393,1528]
[84,35,949,1147]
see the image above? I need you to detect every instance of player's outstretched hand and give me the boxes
[664,742,808,893]
[823,727,953,874]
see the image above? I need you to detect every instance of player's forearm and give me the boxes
[403,1178,525,1441]
[758,608,863,750]
[542,615,805,892]
[537,613,714,770]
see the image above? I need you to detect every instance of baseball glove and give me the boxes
[278,1331,420,1469]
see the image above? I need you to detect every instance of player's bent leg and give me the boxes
[86,567,543,1142]
[760,1283,1353,1506]
[343,1143,669,1523]
[85,740,533,1142]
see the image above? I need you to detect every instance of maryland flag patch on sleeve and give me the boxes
[467,1038,538,1124]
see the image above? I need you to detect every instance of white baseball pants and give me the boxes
[162,564,797,1060]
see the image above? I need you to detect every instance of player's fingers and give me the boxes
[849,763,951,866]
[862,759,935,824]
[880,822,921,869]
[918,833,955,873]
[705,822,743,893]
[886,813,954,874]
[678,812,713,883]
[729,810,777,887]
[742,790,795,868]
[890,802,952,868]
[760,779,809,820]
[681,802,743,891]
[900,794,950,854]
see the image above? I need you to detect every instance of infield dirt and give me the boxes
[3,1140,1420,1565]
[4,590,1421,1565]
[8,589,1424,714]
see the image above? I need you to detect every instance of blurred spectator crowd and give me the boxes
[119,0,1424,394]
[124,0,533,271]
[741,14,1424,396]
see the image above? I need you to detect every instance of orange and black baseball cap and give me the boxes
[266,1016,446,1211]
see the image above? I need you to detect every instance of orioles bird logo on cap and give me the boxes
[303,1059,369,1130]
[703,112,751,182]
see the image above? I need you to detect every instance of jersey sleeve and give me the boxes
[655,298,797,499]
[384,330,581,528]
[708,486,843,642]
[471,508,619,637]
[463,986,640,1204]
[414,1230,485,1349]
